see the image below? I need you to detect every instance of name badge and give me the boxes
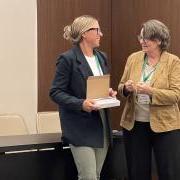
[136,94,150,104]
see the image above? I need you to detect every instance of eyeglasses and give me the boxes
[137,35,149,42]
[87,28,102,35]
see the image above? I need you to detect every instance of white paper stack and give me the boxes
[93,97,120,109]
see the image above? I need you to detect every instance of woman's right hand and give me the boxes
[82,99,98,112]
[124,80,136,92]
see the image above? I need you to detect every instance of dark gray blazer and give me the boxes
[49,45,112,147]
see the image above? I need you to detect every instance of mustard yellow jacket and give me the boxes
[118,51,180,132]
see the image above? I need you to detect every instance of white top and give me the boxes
[135,63,155,122]
[85,55,103,76]
[85,55,109,135]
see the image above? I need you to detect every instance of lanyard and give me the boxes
[95,55,103,75]
[142,56,158,82]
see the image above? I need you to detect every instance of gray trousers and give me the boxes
[70,110,109,180]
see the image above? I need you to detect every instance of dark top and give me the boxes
[49,45,112,147]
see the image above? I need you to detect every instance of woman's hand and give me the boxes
[136,82,153,95]
[109,88,117,97]
[124,80,136,92]
[82,99,98,112]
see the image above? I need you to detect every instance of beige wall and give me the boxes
[0,0,37,133]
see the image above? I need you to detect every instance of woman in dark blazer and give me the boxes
[49,15,116,180]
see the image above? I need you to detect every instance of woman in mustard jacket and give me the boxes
[118,19,180,180]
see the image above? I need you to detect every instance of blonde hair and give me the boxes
[63,15,97,44]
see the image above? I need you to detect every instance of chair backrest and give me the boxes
[0,114,29,136]
[37,111,61,133]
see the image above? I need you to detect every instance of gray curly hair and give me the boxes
[142,19,170,51]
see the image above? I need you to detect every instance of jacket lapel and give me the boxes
[133,52,145,83]
[131,51,168,86]
[95,50,108,75]
[150,51,168,86]
[73,45,93,80]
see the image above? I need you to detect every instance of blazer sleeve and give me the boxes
[118,54,134,98]
[151,58,180,105]
[49,55,84,111]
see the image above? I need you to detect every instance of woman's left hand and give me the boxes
[109,88,117,97]
[136,83,153,95]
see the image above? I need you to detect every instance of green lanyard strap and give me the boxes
[95,55,103,75]
[142,56,158,82]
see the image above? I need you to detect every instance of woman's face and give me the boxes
[82,21,103,48]
[138,28,161,54]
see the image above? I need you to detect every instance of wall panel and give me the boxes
[111,0,180,129]
[37,0,112,111]
[38,0,180,130]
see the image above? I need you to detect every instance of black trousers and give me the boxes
[123,121,180,180]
